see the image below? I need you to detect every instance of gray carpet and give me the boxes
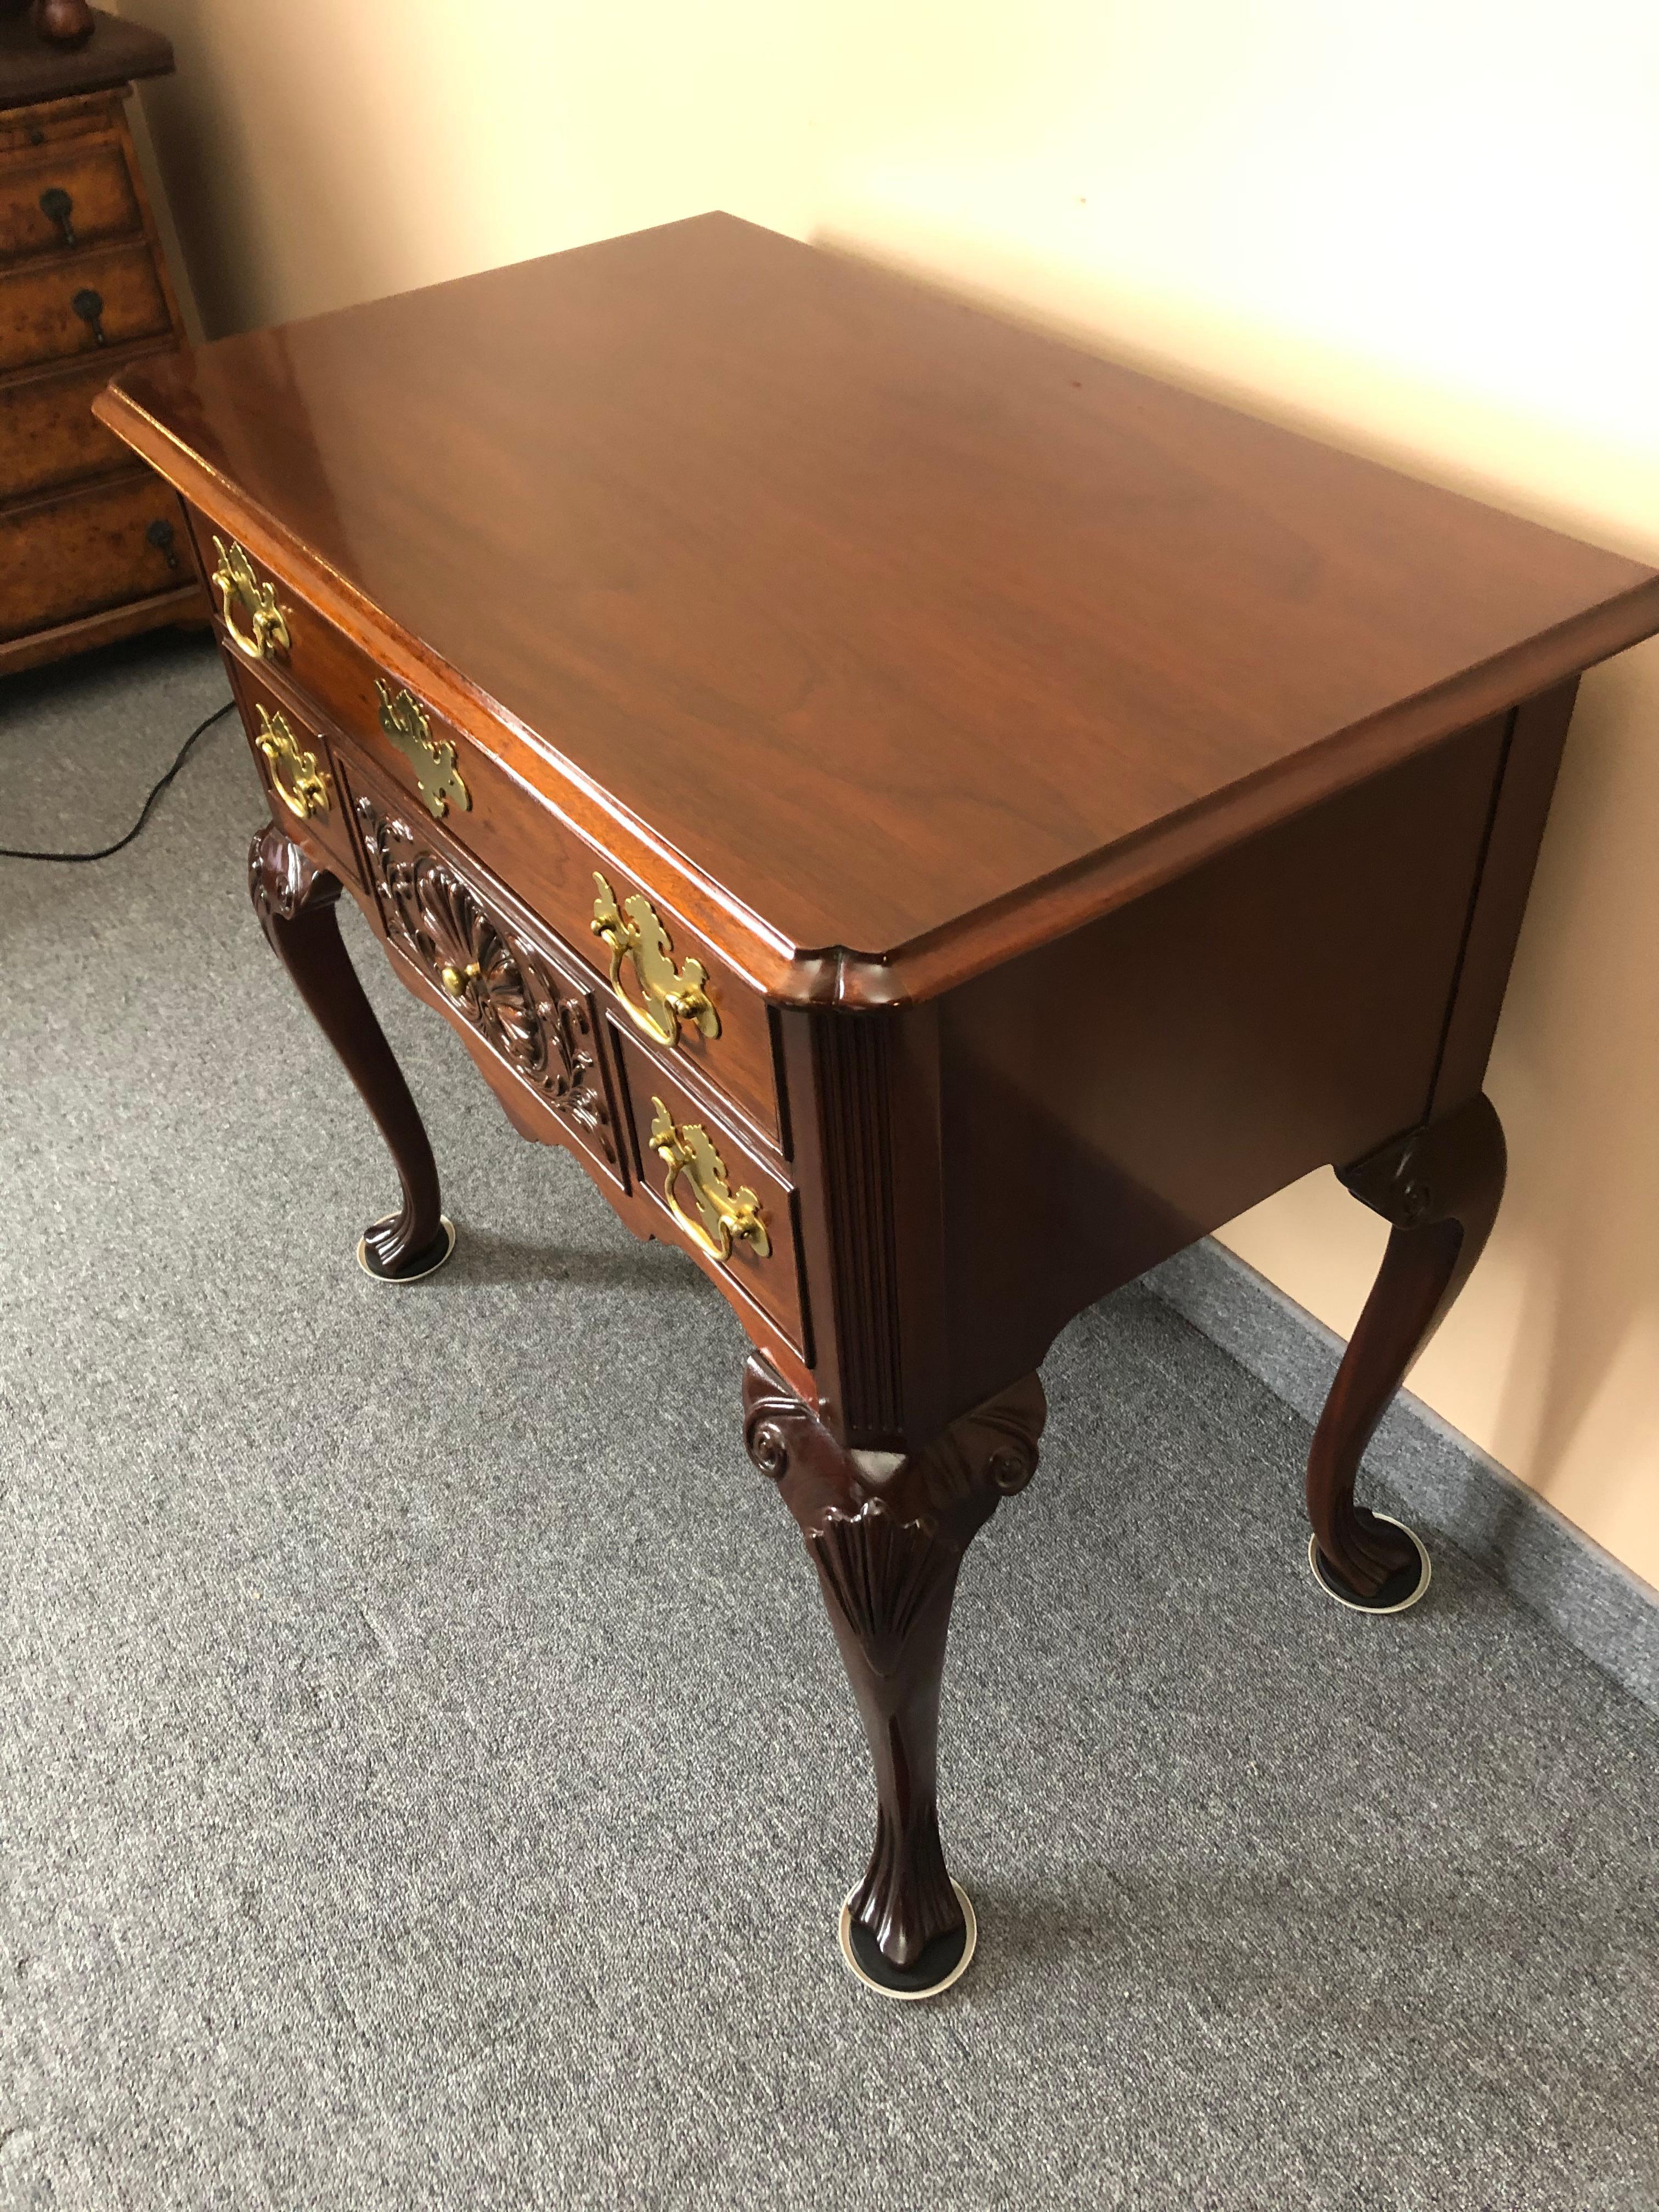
[3,631,1657,2212]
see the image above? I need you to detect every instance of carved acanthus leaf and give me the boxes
[808,1498,941,1663]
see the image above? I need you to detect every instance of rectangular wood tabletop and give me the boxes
[99,212,1659,988]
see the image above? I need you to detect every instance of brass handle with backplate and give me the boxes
[648,1098,769,1262]
[211,535,291,663]
[375,680,470,820]
[255,704,329,820]
[591,873,720,1050]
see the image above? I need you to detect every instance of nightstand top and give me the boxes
[0,10,173,106]
[102,213,1659,983]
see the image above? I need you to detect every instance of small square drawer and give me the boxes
[615,1031,808,1357]
[224,660,362,890]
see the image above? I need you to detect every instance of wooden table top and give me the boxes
[105,214,1659,977]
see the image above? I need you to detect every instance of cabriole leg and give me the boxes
[743,1356,1046,1999]
[248,820,453,1282]
[1307,1091,1505,1611]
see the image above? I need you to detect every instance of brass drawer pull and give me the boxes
[591,873,720,1049]
[375,681,469,819]
[39,186,75,249]
[212,535,291,663]
[255,704,329,820]
[649,1098,770,1261]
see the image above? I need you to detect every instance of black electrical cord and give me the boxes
[0,698,236,864]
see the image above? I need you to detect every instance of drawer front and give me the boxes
[0,348,169,503]
[0,474,190,642]
[0,240,168,373]
[193,518,781,1143]
[615,1031,807,1355]
[0,142,139,261]
[0,99,114,164]
[225,660,363,891]
[345,758,625,1187]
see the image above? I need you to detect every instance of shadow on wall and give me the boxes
[127,9,468,335]
[1470,638,1659,1565]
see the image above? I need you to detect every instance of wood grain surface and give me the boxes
[97,215,1659,997]
[0,466,187,638]
[0,134,136,255]
[0,343,166,499]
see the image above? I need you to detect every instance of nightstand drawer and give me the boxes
[0,473,188,641]
[0,141,140,261]
[0,348,171,503]
[193,517,782,1145]
[615,1033,807,1356]
[0,239,170,372]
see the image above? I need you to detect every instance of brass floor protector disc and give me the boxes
[1308,1511,1432,1615]
[837,1881,978,2001]
[355,1214,456,1284]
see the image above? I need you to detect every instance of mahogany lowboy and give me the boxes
[97,215,1659,1995]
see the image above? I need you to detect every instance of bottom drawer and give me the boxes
[0,472,190,641]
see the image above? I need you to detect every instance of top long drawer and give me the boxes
[196,517,783,1145]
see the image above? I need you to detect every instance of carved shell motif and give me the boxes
[354,797,614,1160]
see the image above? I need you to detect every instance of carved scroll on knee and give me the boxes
[742,1359,1046,1536]
[248,817,340,939]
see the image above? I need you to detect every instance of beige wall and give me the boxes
[122,2,1659,1585]
[120,1,819,333]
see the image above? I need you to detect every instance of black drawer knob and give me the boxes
[38,185,76,249]
[71,286,106,346]
[145,517,180,572]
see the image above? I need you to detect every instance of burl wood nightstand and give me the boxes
[0,5,204,672]
[96,215,1659,1999]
